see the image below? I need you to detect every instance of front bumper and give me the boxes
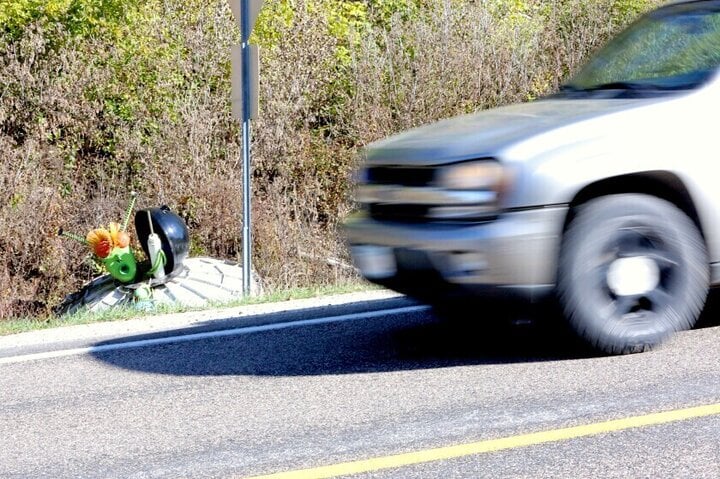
[343,206,568,300]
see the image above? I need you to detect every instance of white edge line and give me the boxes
[0,305,430,366]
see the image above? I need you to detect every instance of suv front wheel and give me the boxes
[558,193,708,354]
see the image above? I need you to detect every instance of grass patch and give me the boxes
[0,281,380,336]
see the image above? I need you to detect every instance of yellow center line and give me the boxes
[242,403,720,479]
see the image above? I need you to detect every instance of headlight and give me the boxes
[435,160,507,191]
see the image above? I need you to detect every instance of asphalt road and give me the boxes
[1,293,719,478]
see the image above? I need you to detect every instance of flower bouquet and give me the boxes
[59,193,139,284]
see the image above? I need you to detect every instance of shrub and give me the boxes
[0,0,659,319]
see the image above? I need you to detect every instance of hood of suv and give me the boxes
[365,98,655,166]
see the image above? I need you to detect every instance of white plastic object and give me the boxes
[147,211,165,281]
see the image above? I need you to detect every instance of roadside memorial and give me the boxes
[55,0,269,316]
[57,193,261,316]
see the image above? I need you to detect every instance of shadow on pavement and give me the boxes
[697,287,720,329]
[90,296,606,377]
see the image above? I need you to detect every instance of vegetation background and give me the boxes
[0,0,659,319]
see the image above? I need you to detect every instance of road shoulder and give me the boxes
[0,290,410,358]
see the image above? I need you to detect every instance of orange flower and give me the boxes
[109,222,130,249]
[86,228,113,258]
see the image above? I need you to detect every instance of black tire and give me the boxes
[558,194,708,354]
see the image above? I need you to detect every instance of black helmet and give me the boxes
[135,206,190,276]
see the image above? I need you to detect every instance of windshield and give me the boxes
[564,2,720,93]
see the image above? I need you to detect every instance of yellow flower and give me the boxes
[109,222,130,248]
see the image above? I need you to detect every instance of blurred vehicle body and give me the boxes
[343,0,720,353]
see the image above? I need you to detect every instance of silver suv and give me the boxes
[343,0,720,354]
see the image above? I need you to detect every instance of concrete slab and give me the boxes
[56,257,263,315]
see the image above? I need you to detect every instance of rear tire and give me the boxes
[558,194,708,354]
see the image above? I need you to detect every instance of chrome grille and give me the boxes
[369,204,431,222]
[366,166,435,187]
[358,165,498,222]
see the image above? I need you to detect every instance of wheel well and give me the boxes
[563,172,704,238]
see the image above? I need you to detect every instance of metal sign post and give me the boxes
[228,0,262,296]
